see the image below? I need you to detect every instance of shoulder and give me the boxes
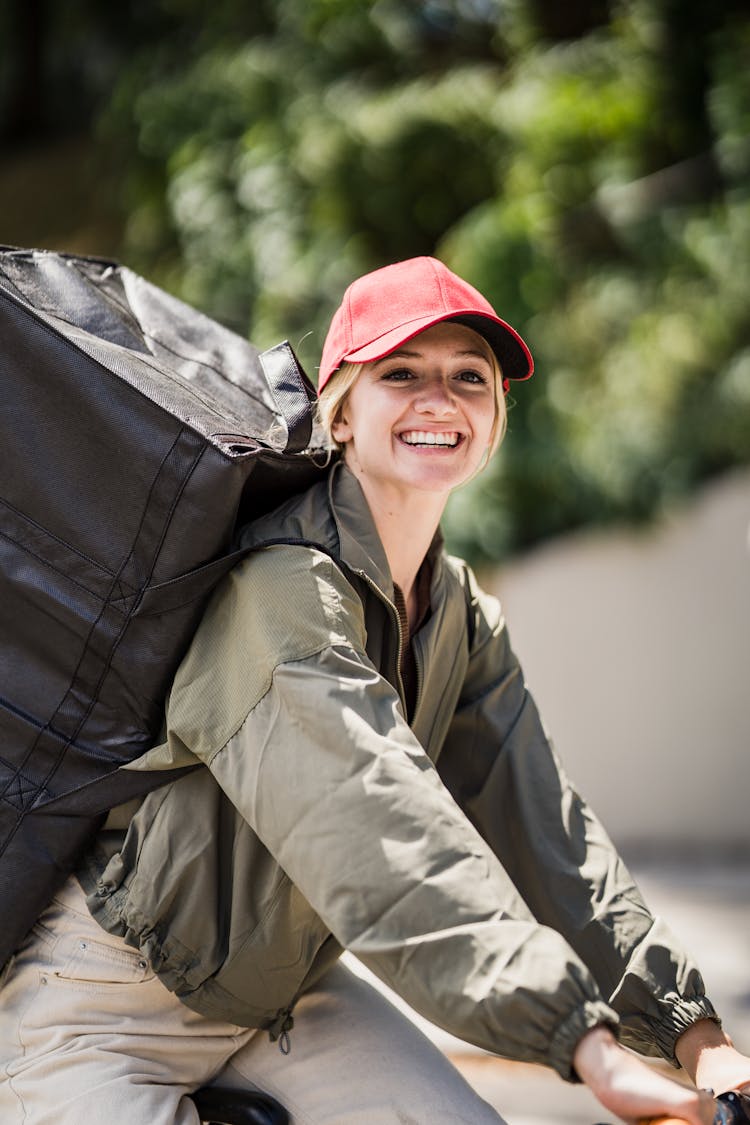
[230,470,366,648]
[237,475,339,557]
[238,542,365,647]
[441,553,505,646]
[167,543,367,758]
[436,556,521,710]
[203,541,366,665]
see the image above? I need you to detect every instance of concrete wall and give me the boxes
[486,468,750,854]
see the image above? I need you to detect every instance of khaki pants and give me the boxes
[0,876,503,1124]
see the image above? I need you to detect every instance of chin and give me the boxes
[408,468,475,493]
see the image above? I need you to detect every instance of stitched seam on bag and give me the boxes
[0,272,269,472]
[0,527,130,610]
[90,265,273,414]
[0,495,121,578]
[38,433,206,769]
[0,430,204,839]
[67,264,270,432]
[0,771,39,809]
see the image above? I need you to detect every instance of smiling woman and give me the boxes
[335,325,496,484]
[2,256,747,1125]
[323,322,500,630]
[315,258,528,633]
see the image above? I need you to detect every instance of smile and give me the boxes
[398,431,461,448]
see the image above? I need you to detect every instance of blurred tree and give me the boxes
[2,0,748,561]
[441,2,750,559]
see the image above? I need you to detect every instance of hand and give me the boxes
[675,1020,750,1098]
[573,1026,717,1125]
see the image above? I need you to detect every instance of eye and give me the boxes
[381,368,415,382]
[455,368,489,385]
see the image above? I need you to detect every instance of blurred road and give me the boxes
[346,856,750,1124]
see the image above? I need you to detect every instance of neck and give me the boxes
[355,479,444,618]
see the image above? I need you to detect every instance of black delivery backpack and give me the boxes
[0,247,326,970]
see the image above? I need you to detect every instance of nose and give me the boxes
[414,378,458,416]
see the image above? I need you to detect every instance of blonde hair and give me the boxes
[317,361,364,452]
[316,331,508,469]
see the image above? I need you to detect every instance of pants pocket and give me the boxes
[53,933,154,987]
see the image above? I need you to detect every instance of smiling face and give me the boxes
[330,322,503,510]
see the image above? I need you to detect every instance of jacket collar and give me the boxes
[327,461,444,602]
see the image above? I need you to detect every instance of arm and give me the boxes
[574,1027,718,1125]
[168,545,616,1078]
[675,1020,750,1096]
[437,565,718,1066]
[570,1021,750,1124]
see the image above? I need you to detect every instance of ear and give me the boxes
[331,410,352,444]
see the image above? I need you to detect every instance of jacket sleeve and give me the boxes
[166,544,617,1080]
[436,562,719,1065]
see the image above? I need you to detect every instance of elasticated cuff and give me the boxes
[648,997,721,1068]
[549,1000,621,1083]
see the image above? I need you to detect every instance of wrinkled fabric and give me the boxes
[2,875,502,1125]
[80,463,717,1081]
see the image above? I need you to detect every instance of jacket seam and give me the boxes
[202,639,341,768]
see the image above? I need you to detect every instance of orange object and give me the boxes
[638,1117,689,1124]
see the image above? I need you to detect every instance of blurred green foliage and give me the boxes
[2,0,749,561]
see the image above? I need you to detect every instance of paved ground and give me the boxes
[346,856,750,1124]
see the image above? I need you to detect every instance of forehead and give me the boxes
[380,321,494,363]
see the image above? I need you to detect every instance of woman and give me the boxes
[1,257,748,1125]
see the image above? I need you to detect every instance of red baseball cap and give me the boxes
[318,256,533,393]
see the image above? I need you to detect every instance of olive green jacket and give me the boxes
[81,462,716,1080]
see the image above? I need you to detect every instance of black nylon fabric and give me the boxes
[0,247,326,968]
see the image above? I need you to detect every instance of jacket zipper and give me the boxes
[352,569,410,715]
[412,633,425,719]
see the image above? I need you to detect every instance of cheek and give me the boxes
[475,402,497,447]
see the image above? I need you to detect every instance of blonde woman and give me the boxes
[1,257,747,1125]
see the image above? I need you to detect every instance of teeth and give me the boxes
[400,431,459,447]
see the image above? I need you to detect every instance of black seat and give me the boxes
[191,1084,289,1124]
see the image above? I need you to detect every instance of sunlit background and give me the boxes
[2,0,748,564]
[2,5,750,1118]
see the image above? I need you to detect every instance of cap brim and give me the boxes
[342,311,533,383]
